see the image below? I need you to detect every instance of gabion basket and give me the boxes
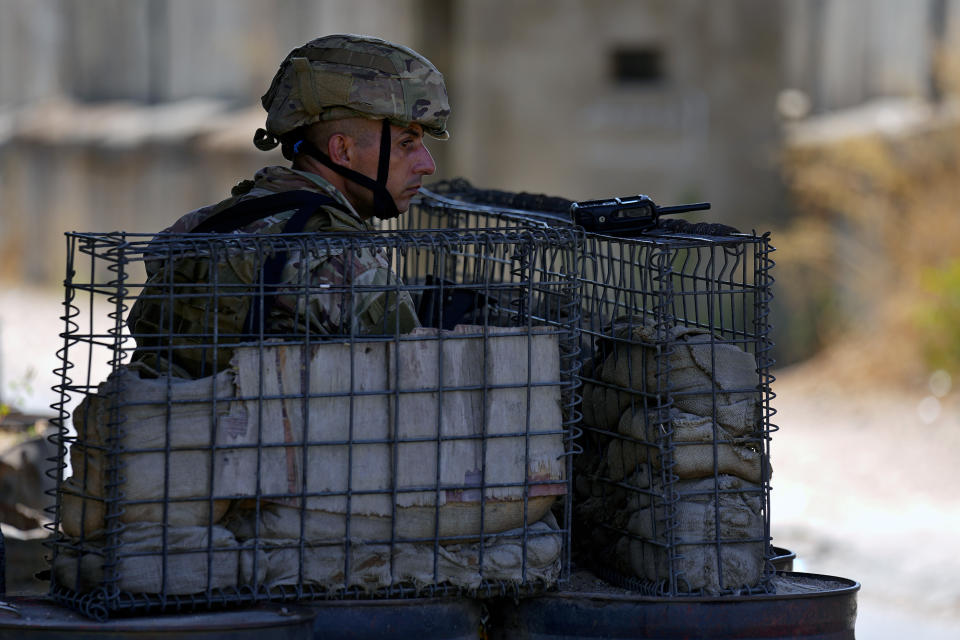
[48,224,581,620]
[573,231,776,597]
[410,181,777,597]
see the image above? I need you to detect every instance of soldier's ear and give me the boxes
[327,133,352,167]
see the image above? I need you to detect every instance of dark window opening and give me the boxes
[611,47,665,85]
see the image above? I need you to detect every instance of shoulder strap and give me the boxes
[188,190,349,338]
[189,189,346,234]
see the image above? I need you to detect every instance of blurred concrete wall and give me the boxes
[0,0,423,282]
[1,0,957,283]
[783,0,945,111]
[0,0,420,106]
[452,0,784,224]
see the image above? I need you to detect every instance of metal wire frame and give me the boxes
[573,232,777,597]
[405,184,778,597]
[46,181,778,615]
[47,226,582,620]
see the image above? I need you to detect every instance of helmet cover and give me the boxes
[257,33,450,149]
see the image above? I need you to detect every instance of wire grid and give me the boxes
[573,232,776,596]
[408,183,777,597]
[48,226,581,620]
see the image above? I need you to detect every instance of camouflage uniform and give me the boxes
[128,34,449,379]
[128,167,421,379]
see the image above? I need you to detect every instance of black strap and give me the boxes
[416,275,492,330]
[190,190,343,234]
[291,120,401,220]
[189,190,346,337]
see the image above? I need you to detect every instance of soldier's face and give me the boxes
[350,121,436,216]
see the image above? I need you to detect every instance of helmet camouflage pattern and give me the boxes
[256,33,450,150]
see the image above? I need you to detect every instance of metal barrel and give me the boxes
[0,597,316,640]
[771,546,797,572]
[487,572,859,640]
[306,598,482,640]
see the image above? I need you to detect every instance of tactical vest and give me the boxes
[128,190,419,378]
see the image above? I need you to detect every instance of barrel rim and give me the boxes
[0,597,317,631]
[546,571,859,604]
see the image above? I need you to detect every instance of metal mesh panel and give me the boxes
[574,232,776,596]
[408,182,778,597]
[49,226,581,620]
[47,180,777,618]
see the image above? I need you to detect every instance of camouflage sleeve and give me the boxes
[271,245,420,336]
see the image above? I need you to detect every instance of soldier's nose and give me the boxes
[416,147,436,176]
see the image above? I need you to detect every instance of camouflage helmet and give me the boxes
[254,34,450,151]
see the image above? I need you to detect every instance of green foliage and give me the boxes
[778,118,960,382]
[915,259,960,374]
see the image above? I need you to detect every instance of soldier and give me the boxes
[128,34,450,378]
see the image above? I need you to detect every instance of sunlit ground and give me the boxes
[773,362,960,639]
[3,286,959,637]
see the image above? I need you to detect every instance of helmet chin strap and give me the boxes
[293,118,400,220]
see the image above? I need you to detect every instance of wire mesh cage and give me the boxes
[47,180,776,619]
[48,224,581,620]
[573,232,776,596]
[409,181,777,597]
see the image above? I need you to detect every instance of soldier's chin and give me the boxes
[374,197,407,219]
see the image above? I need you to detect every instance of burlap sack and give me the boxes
[54,523,239,594]
[623,475,764,594]
[604,438,651,483]
[582,355,646,432]
[601,321,760,434]
[617,409,767,483]
[222,497,556,543]
[665,442,764,483]
[228,327,565,535]
[61,367,241,536]
[238,513,563,592]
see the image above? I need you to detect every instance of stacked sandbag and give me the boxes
[227,503,563,591]
[60,366,243,537]
[624,475,764,592]
[220,326,565,590]
[53,523,240,594]
[581,321,761,434]
[575,320,768,594]
[57,364,252,593]
[57,325,566,595]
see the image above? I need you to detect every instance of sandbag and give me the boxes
[623,475,764,594]
[238,512,563,592]
[228,326,566,537]
[54,523,239,594]
[661,442,764,483]
[617,409,768,483]
[604,438,651,483]
[61,366,242,536]
[582,356,645,432]
[223,497,556,543]
[58,326,568,596]
[600,321,760,434]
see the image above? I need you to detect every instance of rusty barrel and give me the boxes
[489,572,859,640]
